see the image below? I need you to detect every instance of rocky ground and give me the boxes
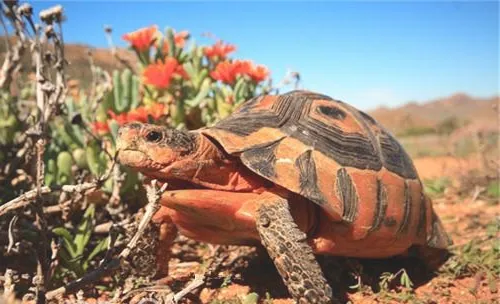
[1,156,498,304]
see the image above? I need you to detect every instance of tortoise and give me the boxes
[116,90,452,303]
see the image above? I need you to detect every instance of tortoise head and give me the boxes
[116,122,199,176]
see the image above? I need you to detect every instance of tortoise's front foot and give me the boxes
[256,198,340,304]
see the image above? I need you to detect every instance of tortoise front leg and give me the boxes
[256,198,338,304]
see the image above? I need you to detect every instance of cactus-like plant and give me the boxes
[111,68,140,113]
[56,151,74,184]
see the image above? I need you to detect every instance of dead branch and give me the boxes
[0,2,31,90]
[0,183,96,216]
[169,274,205,303]
[0,38,25,89]
[164,246,225,304]
[0,155,118,217]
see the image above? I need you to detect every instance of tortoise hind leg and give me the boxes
[256,198,339,304]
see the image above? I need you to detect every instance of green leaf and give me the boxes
[113,70,124,112]
[487,180,500,198]
[57,245,84,275]
[242,293,259,304]
[185,78,212,107]
[400,270,413,288]
[165,27,176,59]
[183,62,197,81]
[86,141,108,177]
[109,120,120,143]
[52,227,78,258]
[44,158,57,187]
[56,151,74,185]
[84,236,110,270]
[194,68,209,90]
[74,204,96,256]
[233,77,247,102]
[155,38,166,61]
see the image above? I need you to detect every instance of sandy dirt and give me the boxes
[413,156,482,180]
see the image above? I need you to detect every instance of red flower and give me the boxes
[108,110,128,125]
[146,103,167,120]
[210,61,240,85]
[91,121,110,134]
[158,30,190,54]
[122,25,158,52]
[127,106,149,123]
[247,62,269,83]
[106,103,167,126]
[204,40,236,60]
[174,30,190,48]
[143,58,188,89]
[211,60,269,85]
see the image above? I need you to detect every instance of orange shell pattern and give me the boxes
[201,90,451,250]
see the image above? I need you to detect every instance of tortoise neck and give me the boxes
[170,133,268,192]
[190,132,230,163]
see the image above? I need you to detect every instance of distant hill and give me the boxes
[63,43,136,86]
[367,93,499,135]
[0,37,136,87]
[1,40,497,135]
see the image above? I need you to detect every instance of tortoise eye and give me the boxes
[145,130,163,142]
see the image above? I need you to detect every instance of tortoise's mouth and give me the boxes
[118,149,206,192]
[117,149,150,169]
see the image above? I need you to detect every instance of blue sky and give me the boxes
[29,1,498,110]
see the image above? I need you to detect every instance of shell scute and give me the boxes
[202,90,450,249]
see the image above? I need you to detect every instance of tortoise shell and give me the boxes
[201,90,451,248]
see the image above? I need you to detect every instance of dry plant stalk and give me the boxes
[0,3,29,89]
[0,2,98,302]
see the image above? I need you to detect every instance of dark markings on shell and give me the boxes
[234,95,265,114]
[397,180,412,235]
[317,105,346,120]
[427,211,441,247]
[240,138,283,179]
[369,179,388,233]
[292,101,382,171]
[358,110,378,126]
[417,193,428,238]
[283,90,336,102]
[335,168,359,223]
[214,90,420,178]
[295,150,327,206]
[427,211,453,248]
[215,92,382,171]
[378,130,418,179]
[384,217,397,227]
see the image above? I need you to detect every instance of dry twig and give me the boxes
[0,168,116,217]
[163,246,225,304]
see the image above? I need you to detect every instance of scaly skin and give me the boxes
[256,198,338,304]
